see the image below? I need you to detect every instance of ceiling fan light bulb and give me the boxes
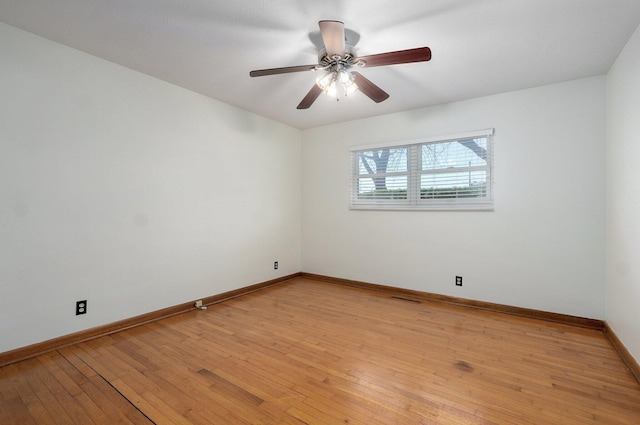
[345,82,357,95]
[316,72,333,90]
[326,80,338,97]
[338,69,352,84]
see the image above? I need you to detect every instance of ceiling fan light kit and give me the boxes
[315,48,360,100]
[316,69,357,99]
[249,20,432,109]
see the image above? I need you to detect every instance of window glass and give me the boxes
[350,130,494,210]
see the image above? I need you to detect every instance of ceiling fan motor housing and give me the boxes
[318,45,359,71]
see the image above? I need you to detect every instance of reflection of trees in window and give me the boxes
[422,139,487,170]
[458,139,487,161]
[359,149,390,191]
[351,130,494,210]
[358,148,407,191]
[358,140,486,190]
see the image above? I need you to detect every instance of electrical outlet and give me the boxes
[274,261,278,270]
[455,276,463,286]
[76,300,87,315]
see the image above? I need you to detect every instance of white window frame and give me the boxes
[350,129,494,211]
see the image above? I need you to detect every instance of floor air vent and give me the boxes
[390,296,421,304]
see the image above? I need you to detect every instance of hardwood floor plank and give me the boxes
[1,277,639,424]
[2,396,38,425]
[24,357,79,425]
[0,347,152,425]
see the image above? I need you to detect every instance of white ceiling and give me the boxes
[1,0,640,129]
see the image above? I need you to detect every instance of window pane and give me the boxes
[357,175,408,200]
[422,138,487,171]
[421,171,487,199]
[350,129,493,210]
[358,147,408,175]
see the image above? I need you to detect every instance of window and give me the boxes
[350,129,494,210]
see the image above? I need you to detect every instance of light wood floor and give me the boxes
[1,277,639,424]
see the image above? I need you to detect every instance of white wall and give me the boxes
[0,22,302,353]
[302,77,606,319]
[0,18,619,356]
[606,24,640,361]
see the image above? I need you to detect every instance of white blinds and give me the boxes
[350,129,494,210]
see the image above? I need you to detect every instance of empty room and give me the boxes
[1,1,640,424]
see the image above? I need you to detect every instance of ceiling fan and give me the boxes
[249,20,432,109]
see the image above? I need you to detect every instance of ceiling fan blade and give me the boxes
[297,84,323,109]
[353,72,389,103]
[250,64,317,77]
[355,47,431,68]
[319,20,345,58]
